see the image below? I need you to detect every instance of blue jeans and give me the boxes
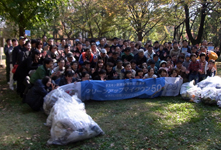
[189,73,199,84]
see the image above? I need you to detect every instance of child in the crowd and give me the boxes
[183,54,191,69]
[147,59,158,75]
[188,53,200,84]
[121,62,136,79]
[124,70,134,79]
[206,59,216,77]
[94,69,106,81]
[198,52,208,82]
[158,68,168,77]
[143,67,157,79]
[159,60,168,71]
[135,69,144,79]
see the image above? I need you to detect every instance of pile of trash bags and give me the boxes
[43,88,104,145]
[180,76,221,107]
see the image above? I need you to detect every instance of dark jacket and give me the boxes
[12,45,24,66]
[25,79,50,111]
[134,54,147,67]
[57,76,76,86]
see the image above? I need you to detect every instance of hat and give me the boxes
[75,39,80,42]
[19,36,24,40]
[100,49,107,54]
[160,60,167,67]
[67,53,73,58]
[138,49,144,53]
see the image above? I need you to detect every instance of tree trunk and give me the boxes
[19,25,25,36]
[137,31,143,41]
[184,1,207,45]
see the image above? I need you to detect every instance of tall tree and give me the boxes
[0,0,67,36]
[183,0,220,45]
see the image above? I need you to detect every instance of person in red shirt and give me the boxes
[188,53,200,84]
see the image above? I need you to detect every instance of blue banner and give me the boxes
[81,78,165,101]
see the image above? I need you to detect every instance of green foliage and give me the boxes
[0,0,68,36]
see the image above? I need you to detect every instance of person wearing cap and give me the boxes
[170,42,181,58]
[188,53,200,83]
[183,54,191,69]
[198,52,208,82]
[66,52,76,65]
[206,59,216,77]
[121,47,134,63]
[98,48,109,66]
[144,45,155,61]
[159,60,168,72]
[134,49,147,67]
[12,36,26,66]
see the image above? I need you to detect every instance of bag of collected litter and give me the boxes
[197,76,221,89]
[185,86,201,103]
[45,98,104,145]
[180,80,195,100]
[201,87,217,105]
[43,88,77,115]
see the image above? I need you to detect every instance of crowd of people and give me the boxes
[3,35,220,110]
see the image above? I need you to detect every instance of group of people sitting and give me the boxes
[3,36,219,110]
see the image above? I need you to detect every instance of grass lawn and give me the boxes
[1,68,221,150]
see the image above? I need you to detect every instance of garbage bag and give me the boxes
[45,98,104,145]
[180,80,195,100]
[201,87,217,105]
[43,88,78,115]
[186,86,201,103]
[197,76,221,89]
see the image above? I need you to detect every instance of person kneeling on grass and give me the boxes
[25,76,58,111]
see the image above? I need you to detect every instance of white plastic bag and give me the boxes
[45,98,104,145]
[186,86,201,102]
[201,87,217,105]
[43,88,76,115]
[180,80,195,100]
